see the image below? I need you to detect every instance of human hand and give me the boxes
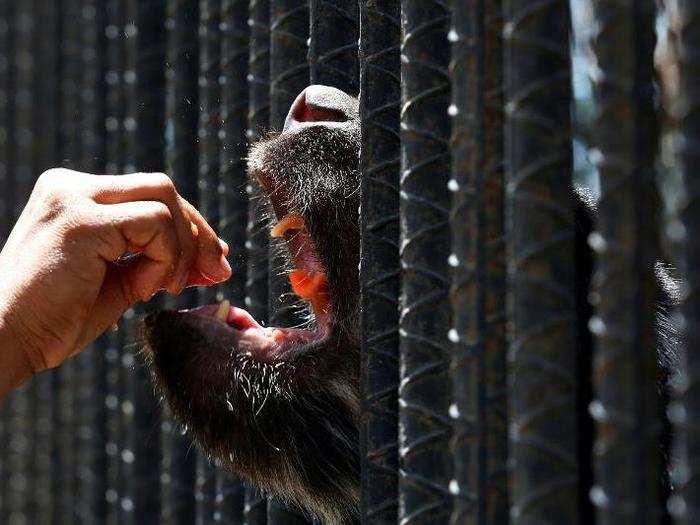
[0,169,231,381]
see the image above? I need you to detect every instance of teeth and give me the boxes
[215,299,230,323]
[270,213,305,238]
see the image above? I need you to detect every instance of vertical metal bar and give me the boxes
[587,1,663,523]
[134,0,167,521]
[449,0,509,522]
[53,1,81,521]
[666,2,700,522]
[245,1,271,520]
[5,1,33,521]
[246,0,270,344]
[31,0,60,521]
[75,1,107,522]
[0,5,10,520]
[104,3,127,523]
[358,0,401,522]
[269,0,309,329]
[163,1,200,523]
[267,2,313,521]
[216,0,250,520]
[0,1,11,518]
[503,0,579,522]
[398,0,452,522]
[197,1,222,521]
[308,0,358,94]
[119,3,139,523]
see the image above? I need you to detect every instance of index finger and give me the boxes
[179,197,232,283]
[87,173,215,292]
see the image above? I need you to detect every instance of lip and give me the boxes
[180,303,329,361]
[177,169,332,361]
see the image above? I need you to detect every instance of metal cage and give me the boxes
[0,0,695,524]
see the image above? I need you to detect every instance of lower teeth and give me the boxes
[215,300,230,323]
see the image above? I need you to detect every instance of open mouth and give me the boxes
[181,188,330,361]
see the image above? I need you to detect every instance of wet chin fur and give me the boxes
[143,304,360,523]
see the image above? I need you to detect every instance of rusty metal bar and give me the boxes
[4,1,33,522]
[503,0,579,522]
[75,1,107,522]
[0,1,11,518]
[268,0,309,329]
[448,0,509,522]
[244,0,271,520]
[163,1,200,522]
[118,3,140,523]
[215,0,250,520]
[50,1,83,521]
[665,2,700,522]
[30,0,61,522]
[309,0,358,94]
[267,3,313,523]
[196,1,222,521]
[358,0,401,522]
[103,2,127,523]
[133,0,167,521]
[398,0,453,522]
[587,0,663,523]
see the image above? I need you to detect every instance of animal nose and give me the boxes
[283,85,358,132]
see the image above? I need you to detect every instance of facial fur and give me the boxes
[143,86,361,524]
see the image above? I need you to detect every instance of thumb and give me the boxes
[73,263,143,353]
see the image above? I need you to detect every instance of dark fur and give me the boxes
[144,89,361,523]
[143,87,679,523]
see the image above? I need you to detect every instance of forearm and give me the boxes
[0,307,34,401]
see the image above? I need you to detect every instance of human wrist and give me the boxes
[0,293,35,400]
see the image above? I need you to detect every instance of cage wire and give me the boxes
[0,1,696,524]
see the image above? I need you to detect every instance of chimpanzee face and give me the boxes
[143,85,361,524]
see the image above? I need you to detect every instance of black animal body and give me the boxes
[145,85,362,524]
[143,84,680,523]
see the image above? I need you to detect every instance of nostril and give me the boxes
[294,97,347,124]
[283,85,355,132]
